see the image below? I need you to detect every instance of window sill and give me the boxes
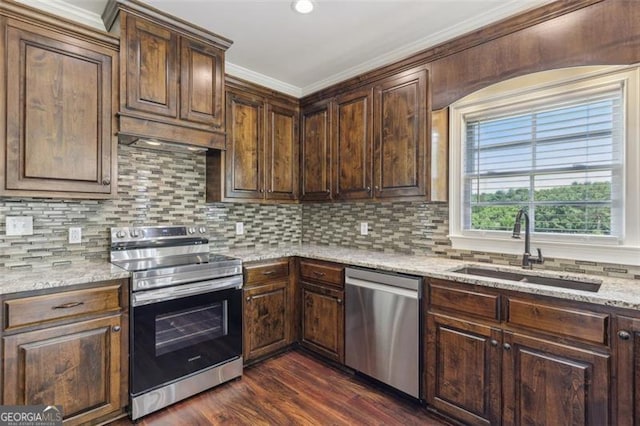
[449,234,640,266]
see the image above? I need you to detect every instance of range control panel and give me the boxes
[110,225,208,243]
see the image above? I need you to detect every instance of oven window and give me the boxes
[155,301,228,356]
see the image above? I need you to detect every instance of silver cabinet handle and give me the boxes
[102,178,111,185]
[619,330,631,340]
[503,343,512,351]
[52,301,84,309]
[112,325,121,332]
[490,339,498,347]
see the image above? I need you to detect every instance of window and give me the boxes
[449,66,640,265]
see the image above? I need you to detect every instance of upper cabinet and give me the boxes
[300,65,445,202]
[206,78,299,203]
[0,1,119,199]
[104,0,231,149]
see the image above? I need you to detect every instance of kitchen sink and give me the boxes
[452,267,602,293]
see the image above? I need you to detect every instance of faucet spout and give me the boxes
[512,208,543,269]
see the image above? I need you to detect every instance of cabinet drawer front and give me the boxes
[429,280,500,321]
[299,259,344,287]
[244,260,289,285]
[506,297,609,345]
[4,285,121,331]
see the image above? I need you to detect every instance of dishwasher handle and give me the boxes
[345,276,418,299]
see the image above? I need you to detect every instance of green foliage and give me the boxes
[471,181,611,234]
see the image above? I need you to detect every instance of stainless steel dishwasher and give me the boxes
[345,267,422,399]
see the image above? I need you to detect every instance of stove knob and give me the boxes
[116,230,126,239]
[199,227,207,234]
[188,227,196,235]
[138,281,147,288]
[130,229,140,238]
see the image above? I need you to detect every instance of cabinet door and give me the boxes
[225,91,264,200]
[244,280,290,362]
[124,14,178,118]
[300,100,332,201]
[502,331,610,426]
[3,315,122,426]
[265,103,299,201]
[374,69,428,198]
[180,36,224,129]
[301,281,344,363]
[333,88,373,200]
[4,21,115,195]
[426,313,502,426]
[614,316,640,426]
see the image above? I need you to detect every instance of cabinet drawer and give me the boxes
[244,260,289,285]
[506,297,609,345]
[299,259,344,288]
[4,285,121,331]
[429,280,500,321]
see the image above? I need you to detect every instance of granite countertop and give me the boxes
[0,262,130,295]
[1,244,638,311]
[227,244,640,311]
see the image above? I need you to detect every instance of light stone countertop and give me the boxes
[226,244,640,311]
[0,262,130,295]
[1,244,638,311]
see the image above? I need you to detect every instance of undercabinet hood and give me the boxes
[119,137,210,154]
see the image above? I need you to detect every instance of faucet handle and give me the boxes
[535,248,544,264]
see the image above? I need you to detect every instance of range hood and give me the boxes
[119,137,210,154]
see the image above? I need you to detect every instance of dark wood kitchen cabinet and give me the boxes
[243,259,294,363]
[104,0,231,148]
[426,279,612,426]
[614,315,640,426]
[1,280,127,426]
[207,78,299,202]
[300,99,333,201]
[299,259,345,363]
[0,3,118,198]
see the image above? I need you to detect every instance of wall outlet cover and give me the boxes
[68,227,82,244]
[235,222,244,235]
[360,222,368,236]
[6,216,33,236]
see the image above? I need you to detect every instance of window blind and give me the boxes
[463,84,624,236]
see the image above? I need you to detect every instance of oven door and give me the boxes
[130,277,242,395]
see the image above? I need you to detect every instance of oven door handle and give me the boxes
[132,276,243,306]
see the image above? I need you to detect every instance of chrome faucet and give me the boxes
[512,208,544,269]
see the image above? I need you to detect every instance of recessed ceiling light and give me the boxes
[292,0,314,14]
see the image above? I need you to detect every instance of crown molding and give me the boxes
[15,0,107,30]
[225,62,303,98]
[299,0,554,97]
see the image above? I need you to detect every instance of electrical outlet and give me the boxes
[360,222,368,236]
[235,222,244,235]
[6,216,33,236]
[68,227,82,244]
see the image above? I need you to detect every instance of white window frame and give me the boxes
[449,66,640,266]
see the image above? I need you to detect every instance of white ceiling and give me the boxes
[23,0,552,97]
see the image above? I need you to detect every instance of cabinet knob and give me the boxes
[337,298,342,304]
[102,178,111,185]
[112,325,121,332]
[503,343,512,351]
[490,339,498,347]
[374,185,379,190]
[619,330,631,340]
[260,189,264,193]
[268,189,273,193]
[246,296,251,302]
[366,186,371,192]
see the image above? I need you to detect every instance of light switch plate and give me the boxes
[360,222,368,236]
[235,222,244,235]
[6,216,33,236]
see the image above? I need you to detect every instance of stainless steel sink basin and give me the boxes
[452,267,602,293]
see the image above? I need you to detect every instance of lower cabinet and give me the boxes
[614,316,640,426]
[1,281,126,425]
[299,259,345,363]
[243,259,293,362]
[426,279,613,426]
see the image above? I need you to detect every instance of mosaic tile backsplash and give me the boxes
[0,145,636,280]
[301,202,640,280]
[0,146,301,270]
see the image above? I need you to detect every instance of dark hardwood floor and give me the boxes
[110,350,450,425]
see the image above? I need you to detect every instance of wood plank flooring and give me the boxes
[110,350,450,425]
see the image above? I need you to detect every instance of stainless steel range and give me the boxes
[110,225,243,420]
